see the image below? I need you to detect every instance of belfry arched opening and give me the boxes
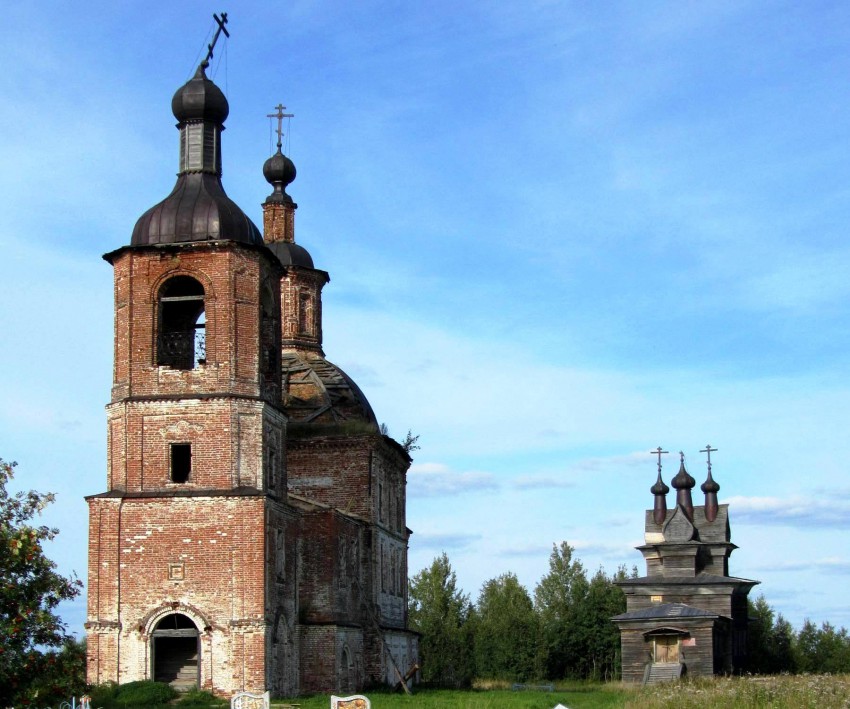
[152,613,199,689]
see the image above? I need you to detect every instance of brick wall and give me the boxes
[90,231,419,697]
[86,494,269,693]
[109,244,280,404]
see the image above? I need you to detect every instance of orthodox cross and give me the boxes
[202,12,230,67]
[700,444,717,474]
[651,446,669,476]
[267,103,294,151]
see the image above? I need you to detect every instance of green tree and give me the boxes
[27,638,87,705]
[408,553,475,687]
[771,613,797,673]
[577,566,628,680]
[747,595,777,673]
[746,596,798,674]
[534,542,589,679]
[795,619,819,673]
[475,572,539,681]
[795,620,850,674]
[0,459,83,705]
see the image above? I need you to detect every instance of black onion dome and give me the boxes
[172,64,229,124]
[651,472,670,496]
[267,241,314,268]
[671,460,696,490]
[130,64,262,247]
[131,174,263,246]
[701,470,720,494]
[263,149,297,205]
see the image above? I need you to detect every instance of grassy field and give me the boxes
[623,674,850,708]
[275,684,624,709]
[271,675,850,709]
[86,676,850,709]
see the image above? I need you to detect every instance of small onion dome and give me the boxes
[671,460,696,490]
[700,470,720,495]
[651,472,669,526]
[263,149,297,205]
[172,63,229,125]
[701,469,720,522]
[671,456,695,521]
[267,241,314,269]
[651,473,670,496]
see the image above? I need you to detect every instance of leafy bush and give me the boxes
[116,680,178,705]
[178,688,225,706]
[89,680,177,706]
[88,681,120,705]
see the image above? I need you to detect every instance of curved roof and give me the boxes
[268,241,314,268]
[130,64,262,248]
[171,64,229,124]
[131,173,263,247]
[281,350,376,425]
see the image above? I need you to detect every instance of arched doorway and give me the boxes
[340,645,355,693]
[151,613,199,689]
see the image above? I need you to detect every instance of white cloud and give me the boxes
[412,532,482,551]
[408,462,498,497]
[726,495,850,530]
[513,475,575,490]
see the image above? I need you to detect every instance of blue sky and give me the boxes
[2,1,850,637]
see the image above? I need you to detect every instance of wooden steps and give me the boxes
[155,648,198,689]
[644,662,682,685]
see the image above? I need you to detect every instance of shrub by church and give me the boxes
[85,47,418,696]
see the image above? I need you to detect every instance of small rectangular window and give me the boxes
[171,443,191,483]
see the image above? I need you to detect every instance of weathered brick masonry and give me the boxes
[86,58,417,696]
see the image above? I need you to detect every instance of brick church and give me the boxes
[85,45,418,696]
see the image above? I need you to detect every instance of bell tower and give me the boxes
[87,16,420,695]
[86,45,290,693]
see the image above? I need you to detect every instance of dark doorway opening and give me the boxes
[152,613,199,690]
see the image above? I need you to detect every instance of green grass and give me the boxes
[275,684,627,709]
[274,675,850,709]
[87,675,850,709]
[625,674,850,709]
[89,680,177,707]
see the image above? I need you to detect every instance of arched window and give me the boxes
[158,276,205,369]
[298,292,313,336]
[261,283,279,387]
[340,645,355,693]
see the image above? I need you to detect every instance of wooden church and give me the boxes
[85,19,418,696]
[612,448,758,683]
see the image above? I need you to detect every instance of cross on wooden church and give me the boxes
[202,12,229,68]
[650,446,669,475]
[268,103,294,151]
[700,444,717,474]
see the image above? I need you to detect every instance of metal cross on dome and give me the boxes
[651,446,669,475]
[267,103,294,151]
[202,12,230,68]
[700,444,717,474]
